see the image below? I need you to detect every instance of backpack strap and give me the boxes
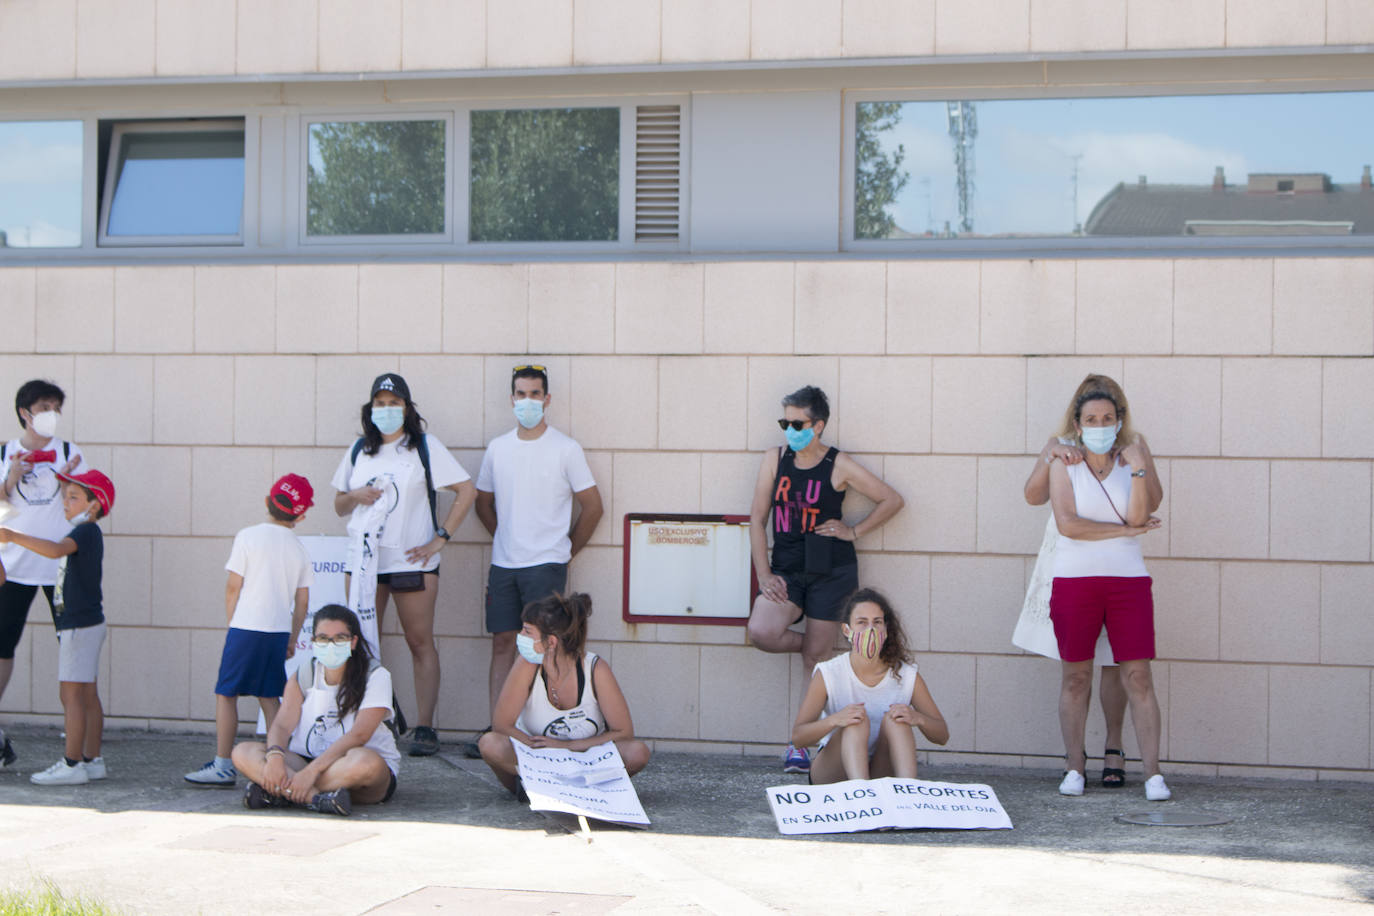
[350,438,365,466]
[295,658,315,693]
[63,440,71,462]
[414,434,438,529]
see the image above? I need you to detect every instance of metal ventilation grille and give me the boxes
[635,105,681,241]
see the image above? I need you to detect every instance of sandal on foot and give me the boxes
[1101,748,1126,788]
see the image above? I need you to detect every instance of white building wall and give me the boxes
[1,258,1371,778]
[0,0,1371,779]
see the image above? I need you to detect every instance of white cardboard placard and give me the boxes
[513,740,650,828]
[766,777,1012,834]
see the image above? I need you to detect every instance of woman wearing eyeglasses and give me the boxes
[746,385,905,775]
[233,605,399,816]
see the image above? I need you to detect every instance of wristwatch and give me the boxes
[435,527,451,540]
[1130,469,1146,478]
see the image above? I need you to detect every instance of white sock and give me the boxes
[215,756,233,769]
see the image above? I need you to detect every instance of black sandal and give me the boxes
[1102,748,1126,788]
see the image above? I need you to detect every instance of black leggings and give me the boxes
[0,581,55,659]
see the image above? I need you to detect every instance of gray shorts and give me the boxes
[57,622,106,683]
[485,563,567,634]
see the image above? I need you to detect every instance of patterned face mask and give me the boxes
[847,624,884,660]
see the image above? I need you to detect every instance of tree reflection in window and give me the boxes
[307,120,446,237]
[469,108,619,243]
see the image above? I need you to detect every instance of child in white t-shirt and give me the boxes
[185,474,315,787]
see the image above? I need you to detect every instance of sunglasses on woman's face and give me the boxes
[777,419,814,431]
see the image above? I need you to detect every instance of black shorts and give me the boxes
[776,563,859,623]
[485,563,568,634]
[382,770,398,803]
[0,581,55,659]
[376,568,439,586]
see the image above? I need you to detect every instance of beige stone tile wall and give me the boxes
[0,257,1370,778]
[7,0,1374,83]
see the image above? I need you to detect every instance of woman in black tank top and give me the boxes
[745,386,905,775]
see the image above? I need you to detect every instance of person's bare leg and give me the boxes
[1059,660,1093,774]
[807,740,849,785]
[799,619,841,710]
[477,729,520,793]
[214,694,239,759]
[392,577,440,727]
[836,717,872,780]
[82,682,102,759]
[0,658,14,703]
[314,747,392,803]
[615,739,652,776]
[488,631,517,722]
[1119,659,1162,777]
[746,594,803,655]
[258,696,281,732]
[871,714,918,779]
[1100,665,1127,779]
[59,682,86,761]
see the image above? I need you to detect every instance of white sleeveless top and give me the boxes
[1052,461,1149,579]
[816,654,919,752]
[517,651,606,741]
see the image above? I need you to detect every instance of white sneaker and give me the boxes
[31,759,89,786]
[1058,769,1085,796]
[83,757,107,780]
[1144,773,1171,801]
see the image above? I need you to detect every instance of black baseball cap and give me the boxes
[370,373,410,401]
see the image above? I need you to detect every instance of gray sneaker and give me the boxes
[0,733,15,769]
[309,787,352,816]
[408,725,440,757]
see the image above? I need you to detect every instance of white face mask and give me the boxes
[29,410,59,438]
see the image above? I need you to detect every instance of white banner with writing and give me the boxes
[766,778,1012,834]
[512,740,650,828]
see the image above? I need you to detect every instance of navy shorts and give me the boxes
[485,563,568,634]
[778,562,860,623]
[214,628,290,698]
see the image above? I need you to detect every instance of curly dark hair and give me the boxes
[841,587,912,674]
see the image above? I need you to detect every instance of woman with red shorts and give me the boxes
[1047,377,1170,802]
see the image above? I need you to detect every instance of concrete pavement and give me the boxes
[0,725,1370,914]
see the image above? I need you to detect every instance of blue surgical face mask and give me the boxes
[785,425,815,452]
[516,632,544,664]
[1080,423,1121,455]
[312,640,353,669]
[371,405,405,436]
[513,398,544,430]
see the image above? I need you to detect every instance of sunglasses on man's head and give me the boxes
[512,364,546,374]
[777,419,814,431]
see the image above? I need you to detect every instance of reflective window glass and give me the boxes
[0,120,82,248]
[106,127,244,238]
[855,93,1374,240]
[469,107,619,242]
[307,120,446,237]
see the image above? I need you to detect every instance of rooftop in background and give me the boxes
[1085,168,1374,237]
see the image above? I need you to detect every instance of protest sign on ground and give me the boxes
[513,740,650,828]
[766,777,1012,834]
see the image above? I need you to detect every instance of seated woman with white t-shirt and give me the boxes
[331,372,475,758]
[478,592,650,798]
[233,605,399,815]
[792,588,948,784]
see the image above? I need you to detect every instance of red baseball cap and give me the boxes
[269,473,313,516]
[55,469,115,517]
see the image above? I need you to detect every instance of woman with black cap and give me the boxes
[331,373,475,757]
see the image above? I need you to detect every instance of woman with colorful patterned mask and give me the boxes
[791,588,947,784]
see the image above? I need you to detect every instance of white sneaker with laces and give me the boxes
[1144,773,1171,801]
[31,759,89,786]
[83,757,107,780]
[1058,769,1085,796]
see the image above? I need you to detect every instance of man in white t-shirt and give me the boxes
[0,379,83,769]
[472,365,603,740]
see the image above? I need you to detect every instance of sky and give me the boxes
[865,90,1374,237]
[0,120,82,247]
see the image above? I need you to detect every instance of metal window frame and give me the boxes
[841,85,1374,257]
[97,118,251,248]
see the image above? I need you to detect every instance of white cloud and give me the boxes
[0,220,81,248]
[0,135,83,185]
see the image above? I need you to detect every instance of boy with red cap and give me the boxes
[0,467,114,785]
[185,474,315,787]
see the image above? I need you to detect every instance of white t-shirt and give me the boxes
[815,654,919,753]
[476,426,596,568]
[0,437,85,585]
[290,660,401,777]
[331,433,470,574]
[1052,462,1149,579]
[224,522,314,633]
